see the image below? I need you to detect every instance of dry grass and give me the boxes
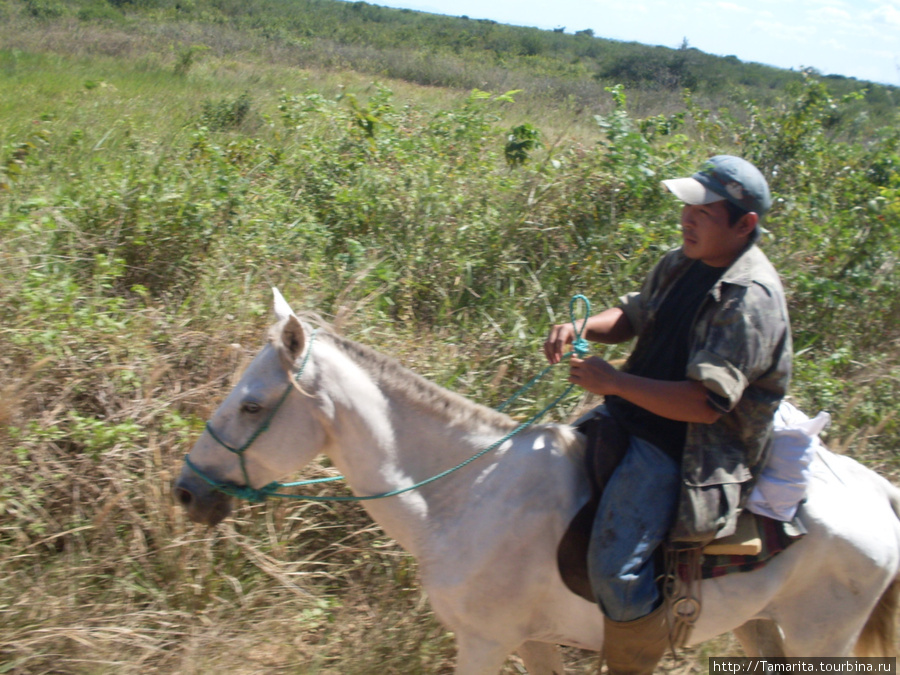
[0,287,738,674]
[1,8,897,673]
[0,261,894,674]
[4,303,895,674]
[2,305,895,673]
[0,304,780,675]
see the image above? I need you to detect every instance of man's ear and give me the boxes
[737,212,759,239]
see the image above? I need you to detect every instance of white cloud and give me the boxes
[717,1,752,12]
[803,0,849,8]
[815,5,851,21]
[703,0,773,18]
[754,19,816,43]
[821,37,849,52]
[587,0,649,13]
[871,3,900,27]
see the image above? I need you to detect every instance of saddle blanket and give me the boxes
[680,512,806,581]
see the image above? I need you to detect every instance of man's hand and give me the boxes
[543,323,576,364]
[568,356,620,396]
[543,308,636,365]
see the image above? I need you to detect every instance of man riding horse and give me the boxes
[544,156,791,674]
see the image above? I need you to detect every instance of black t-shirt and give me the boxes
[605,260,725,460]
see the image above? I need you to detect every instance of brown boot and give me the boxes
[601,605,670,675]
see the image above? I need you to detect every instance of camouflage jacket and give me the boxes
[619,244,792,545]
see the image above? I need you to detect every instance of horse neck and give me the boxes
[314,334,519,550]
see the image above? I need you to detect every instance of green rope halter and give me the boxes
[184,295,592,503]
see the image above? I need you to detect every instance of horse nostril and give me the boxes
[174,487,193,507]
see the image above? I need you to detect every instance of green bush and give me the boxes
[22,0,64,18]
[200,92,252,130]
[0,16,897,670]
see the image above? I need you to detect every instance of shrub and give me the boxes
[200,92,252,130]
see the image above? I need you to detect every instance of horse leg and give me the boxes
[516,641,565,674]
[775,591,883,656]
[454,633,515,675]
[733,619,785,657]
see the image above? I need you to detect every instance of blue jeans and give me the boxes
[587,431,681,622]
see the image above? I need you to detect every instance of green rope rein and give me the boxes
[185,295,592,504]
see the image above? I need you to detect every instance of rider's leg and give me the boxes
[587,434,681,674]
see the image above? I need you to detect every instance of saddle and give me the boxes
[556,411,805,603]
[556,409,630,602]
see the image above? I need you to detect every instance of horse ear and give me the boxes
[281,315,306,361]
[272,287,295,322]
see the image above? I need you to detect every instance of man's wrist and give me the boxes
[606,369,628,398]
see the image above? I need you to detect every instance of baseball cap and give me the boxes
[662,155,772,217]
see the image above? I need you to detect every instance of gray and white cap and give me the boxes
[662,155,772,217]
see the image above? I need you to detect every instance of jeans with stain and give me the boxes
[587,431,681,622]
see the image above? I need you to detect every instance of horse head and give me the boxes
[174,289,330,525]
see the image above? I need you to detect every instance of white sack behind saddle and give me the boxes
[746,400,831,522]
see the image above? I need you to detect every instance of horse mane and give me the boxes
[320,329,521,433]
[268,316,583,454]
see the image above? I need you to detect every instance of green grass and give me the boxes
[0,3,898,672]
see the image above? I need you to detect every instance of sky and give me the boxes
[365,0,900,86]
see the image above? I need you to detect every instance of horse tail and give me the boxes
[855,578,900,657]
[854,480,900,657]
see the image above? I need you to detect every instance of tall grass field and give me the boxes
[1,0,898,672]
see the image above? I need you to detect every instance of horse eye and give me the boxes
[242,401,262,414]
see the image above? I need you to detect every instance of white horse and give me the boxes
[175,291,900,674]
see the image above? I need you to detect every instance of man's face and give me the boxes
[680,201,751,267]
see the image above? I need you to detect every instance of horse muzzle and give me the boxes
[173,465,233,526]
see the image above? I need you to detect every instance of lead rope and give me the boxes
[186,295,593,503]
[496,294,591,412]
